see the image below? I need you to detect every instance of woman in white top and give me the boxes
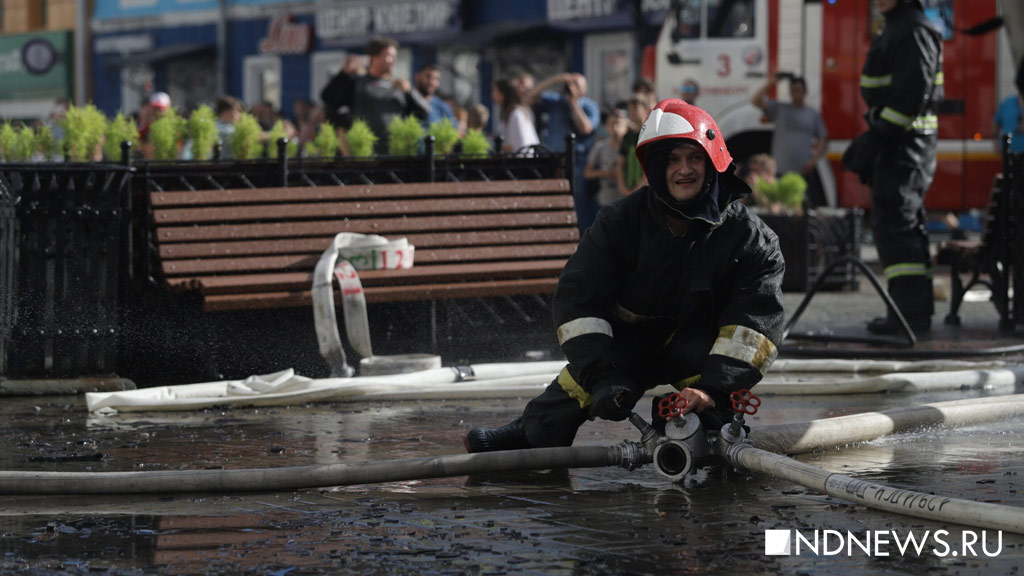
[493,79,539,154]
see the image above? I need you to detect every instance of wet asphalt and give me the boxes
[1,270,1023,575]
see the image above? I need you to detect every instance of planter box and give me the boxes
[757,208,863,293]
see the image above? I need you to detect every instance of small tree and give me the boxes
[0,123,17,161]
[387,115,424,156]
[148,108,187,161]
[460,128,492,157]
[61,104,108,162]
[305,122,339,158]
[229,112,263,160]
[346,119,378,157]
[35,124,59,161]
[188,105,218,161]
[10,125,37,162]
[103,113,139,161]
[428,118,460,155]
[267,120,299,159]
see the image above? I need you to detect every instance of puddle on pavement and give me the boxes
[2,381,1023,574]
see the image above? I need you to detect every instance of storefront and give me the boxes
[89,0,667,121]
[91,0,219,116]
[0,30,72,120]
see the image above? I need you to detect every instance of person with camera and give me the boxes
[751,72,828,207]
[527,72,602,232]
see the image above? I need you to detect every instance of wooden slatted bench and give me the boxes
[147,179,578,312]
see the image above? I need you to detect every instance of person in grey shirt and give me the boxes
[752,73,828,205]
[320,36,429,155]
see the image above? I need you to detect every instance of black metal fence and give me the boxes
[1,163,134,378]
[1,142,573,382]
[0,175,16,376]
[135,140,568,192]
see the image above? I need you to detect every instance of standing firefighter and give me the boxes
[844,0,943,334]
[465,99,785,452]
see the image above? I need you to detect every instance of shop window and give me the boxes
[243,55,281,111]
[669,0,702,41]
[436,50,480,107]
[707,0,754,38]
[311,51,348,105]
[585,32,633,110]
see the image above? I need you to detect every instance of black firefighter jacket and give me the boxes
[844,4,943,181]
[552,177,785,419]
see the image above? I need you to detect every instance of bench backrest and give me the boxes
[149,179,578,310]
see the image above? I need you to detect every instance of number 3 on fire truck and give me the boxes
[717,54,731,78]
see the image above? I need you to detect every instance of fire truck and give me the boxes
[651,0,1013,211]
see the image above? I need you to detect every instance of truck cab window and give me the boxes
[708,0,754,38]
[670,0,702,41]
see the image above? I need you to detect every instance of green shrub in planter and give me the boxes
[346,119,377,157]
[267,120,299,159]
[10,125,36,162]
[103,113,139,161]
[62,104,108,162]
[428,118,460,155]
[758,172,806,212]
[188,105,218,161]
[461,128,491,157]
[148,108,187,161]
[305,122,339,158]
[0,122,16,161]
[229,112,263,160]
[35,124,59,161]
[387,115,424,156]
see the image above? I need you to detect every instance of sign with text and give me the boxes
[547,0,670,21]
[259,15,312,55]
[0,31,71,101]
[315,0,460,45]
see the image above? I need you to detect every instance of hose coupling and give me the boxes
[618,439,650,471]
[628,412,661,453]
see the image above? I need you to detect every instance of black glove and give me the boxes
[591,381,637,421]
[841,130,882,186]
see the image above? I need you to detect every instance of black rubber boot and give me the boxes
[464,418,531,453]
[866,314,931,335]
[870,275,933,335]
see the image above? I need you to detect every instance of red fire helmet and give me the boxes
[635,98,733,174]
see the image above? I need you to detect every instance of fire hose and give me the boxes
[1,393,1023,533]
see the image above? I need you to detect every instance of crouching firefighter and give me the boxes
[465,99,786,453]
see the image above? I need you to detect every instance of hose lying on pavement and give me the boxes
[6,395,1024,533]
[726,443,1024,533]
[750,394,1024,454]
[84,360,1024,413]
[0,445,644,495]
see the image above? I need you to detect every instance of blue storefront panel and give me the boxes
[93,24,217,115]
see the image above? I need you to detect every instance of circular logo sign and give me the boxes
[742,45,763,67]
[22,38,57,75]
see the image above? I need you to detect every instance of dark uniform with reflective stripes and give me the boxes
[860,0,944,327]
[520,167,785,448]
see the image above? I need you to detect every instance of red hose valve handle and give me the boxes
[729,389,761,416]
[657,393,689,421]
